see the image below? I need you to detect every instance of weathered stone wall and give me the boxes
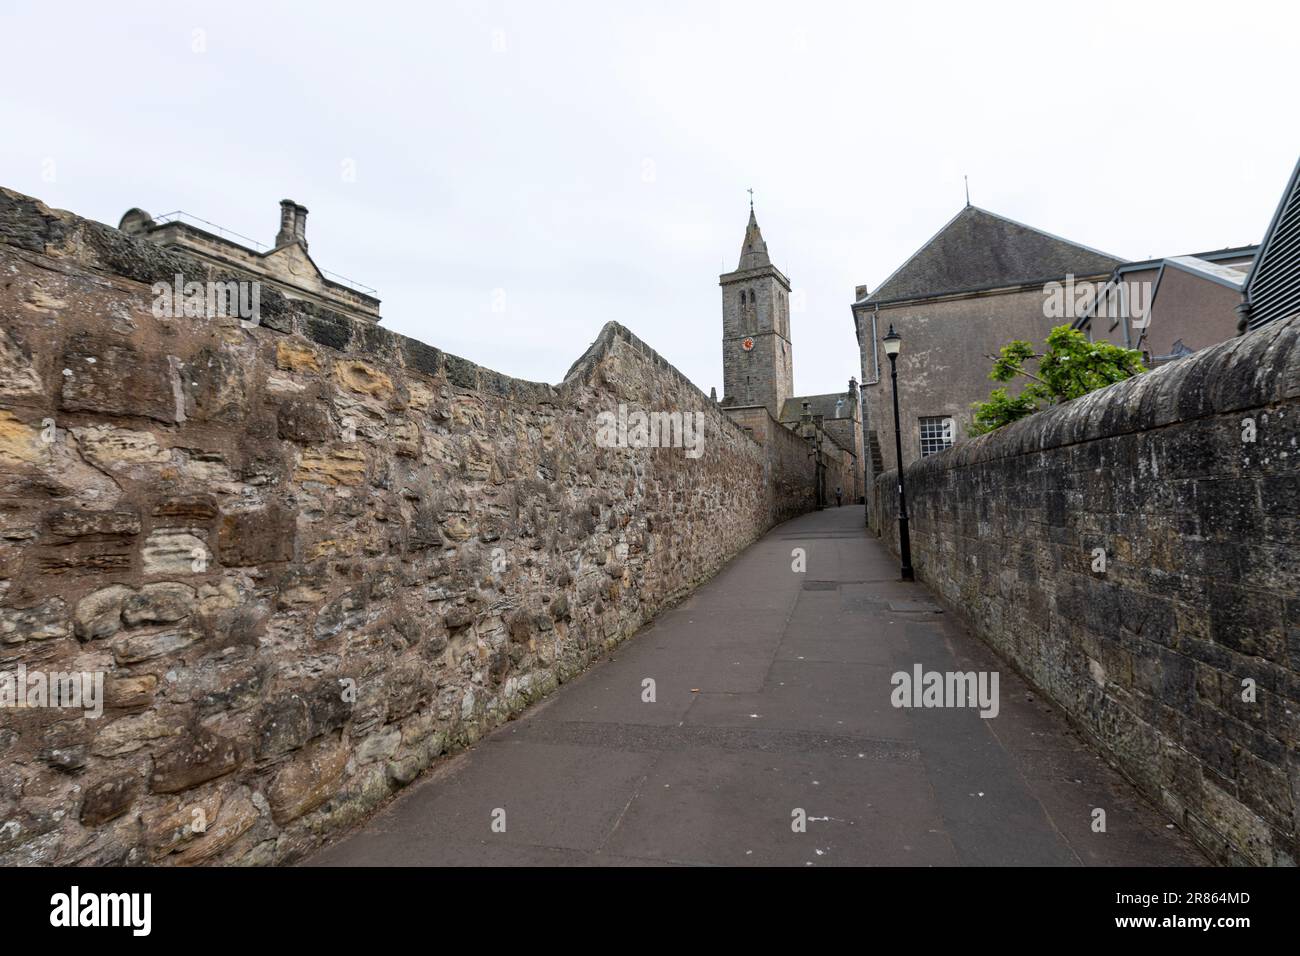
[875,318,1299,865]
[0,188,817,865]
[721,403,854,510]
[824,441,856,507]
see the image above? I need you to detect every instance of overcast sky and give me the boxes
[3,1,1297,395]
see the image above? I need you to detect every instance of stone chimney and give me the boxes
[276,199,310,250]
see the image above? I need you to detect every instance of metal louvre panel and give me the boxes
[1248,171,1300,329]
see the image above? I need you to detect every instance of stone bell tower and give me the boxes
[719,204,793,420]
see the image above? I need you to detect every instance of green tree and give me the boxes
[969,326,1146,435]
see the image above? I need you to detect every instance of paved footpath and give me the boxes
[309,506,1204,866]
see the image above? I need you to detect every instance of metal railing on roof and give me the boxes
[320,269,378,297]
[150,210,378,297]
[153,210,267,251]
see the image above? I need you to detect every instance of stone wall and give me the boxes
[0,188,818,865]
[874,317,1299,865]
[722,403,854,510]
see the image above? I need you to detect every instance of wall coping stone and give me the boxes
[878,315,1298,484]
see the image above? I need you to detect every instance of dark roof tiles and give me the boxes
[864,206,1123,305]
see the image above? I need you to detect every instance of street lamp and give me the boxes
[882,325,914,582]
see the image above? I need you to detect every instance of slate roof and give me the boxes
[861,206,1123,305]
[779,392,853,423]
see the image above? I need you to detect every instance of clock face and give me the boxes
[741,337,755,351]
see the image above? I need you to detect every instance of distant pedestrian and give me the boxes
[835,485,843,507]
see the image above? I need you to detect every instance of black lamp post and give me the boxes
[882,324,914,582]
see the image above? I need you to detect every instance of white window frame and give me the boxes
[919,416,955,457]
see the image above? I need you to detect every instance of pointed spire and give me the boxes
[737,206,771,271]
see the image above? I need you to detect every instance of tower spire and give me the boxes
[719,197,792,421]
[737,203,770,271]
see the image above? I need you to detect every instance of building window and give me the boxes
[919,416,955,457]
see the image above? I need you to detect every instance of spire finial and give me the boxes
[747,187,754,211]
[964,175,970,207]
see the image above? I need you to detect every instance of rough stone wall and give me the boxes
[822,416,863,501]
[819,442,855,508]
[874,317,1300,865]
[720,403,853,512]
[0,188,816,865]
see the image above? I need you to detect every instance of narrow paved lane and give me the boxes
[309,506,1203,866]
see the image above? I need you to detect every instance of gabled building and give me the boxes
[119,199,381,323]
[852,204,1122,492]
[1072,246,1256,365]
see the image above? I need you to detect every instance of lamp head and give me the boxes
[882,324,901,357]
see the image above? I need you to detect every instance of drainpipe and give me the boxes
[865,304,881,385]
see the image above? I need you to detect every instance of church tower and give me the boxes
[720,206,793,420]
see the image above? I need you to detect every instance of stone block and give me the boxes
[141,529,209,576]
[121,582,196,626]
[217,506,295,567]
[150,729,244,794]
[267,737,348,825]
[74,585,134,641]
[60,338,179,423]
[1,598,69,644]
[80,772,140,826]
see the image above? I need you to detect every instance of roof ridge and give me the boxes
[968,204,1126,262]
[864,204,1124,305]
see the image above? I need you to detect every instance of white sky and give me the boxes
[3,0,1297,395]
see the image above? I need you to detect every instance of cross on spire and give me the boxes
[747,187,754,210]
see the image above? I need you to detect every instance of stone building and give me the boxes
[777,388,863,502]
[119,199,381,324]
[852,204,1121,494]
[719,207,862,503]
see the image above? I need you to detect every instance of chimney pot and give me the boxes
[292,203,309,249]
[276,199,297,247]
[275,199,309,249]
